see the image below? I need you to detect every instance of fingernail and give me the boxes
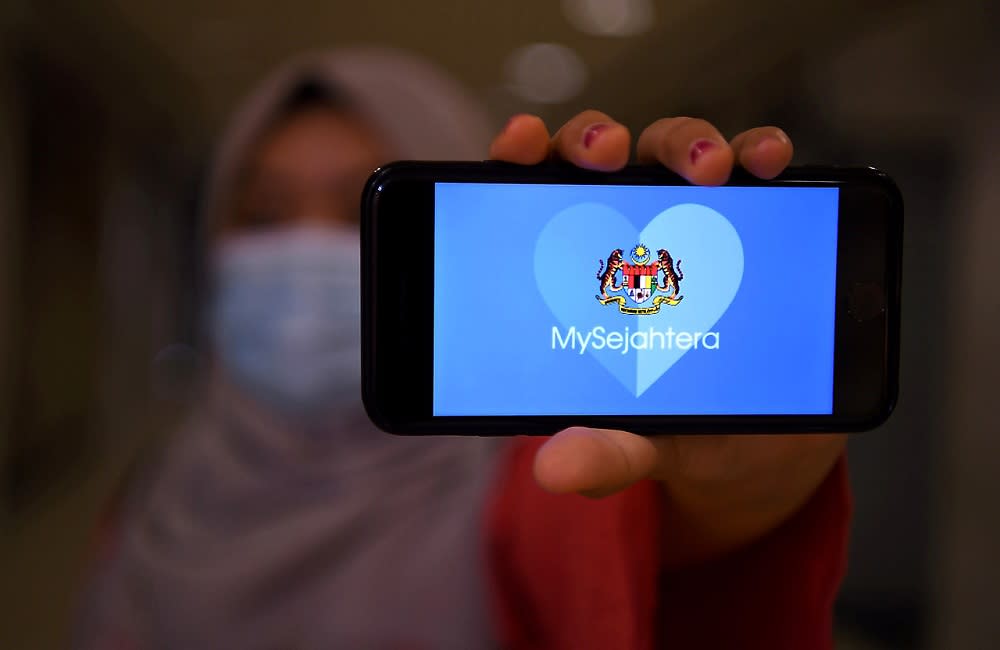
[755,132,788,152]
[583,123,610,148]
[690,139,718,165]
[500,114,521,135]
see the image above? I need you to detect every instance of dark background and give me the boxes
[2,1,998,648]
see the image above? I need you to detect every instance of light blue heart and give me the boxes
[534,202,744,396]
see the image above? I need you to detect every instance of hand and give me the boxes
[489,111,846,567]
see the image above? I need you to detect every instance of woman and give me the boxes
[75,48,849,649]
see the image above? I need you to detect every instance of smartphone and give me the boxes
[361,161,902,436]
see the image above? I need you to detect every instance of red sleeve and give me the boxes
[484,437,852,650]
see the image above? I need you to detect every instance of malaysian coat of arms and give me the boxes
[596,244,684,315]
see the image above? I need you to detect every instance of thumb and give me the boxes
[533,427,659,498]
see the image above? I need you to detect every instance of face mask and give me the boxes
[210,225,360,421]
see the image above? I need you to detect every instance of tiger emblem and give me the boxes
[596,248,625,300]
[595,243,685,314]
[656,248,684,301]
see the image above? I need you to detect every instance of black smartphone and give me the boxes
[361,161,902,436]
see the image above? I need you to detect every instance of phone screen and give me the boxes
[432,182,840,417]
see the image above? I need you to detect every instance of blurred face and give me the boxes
[211,105,384,419]
[225,105,385,233]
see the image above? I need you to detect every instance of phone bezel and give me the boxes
[361,162,903,436]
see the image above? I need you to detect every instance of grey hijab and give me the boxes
[75,48,504,650]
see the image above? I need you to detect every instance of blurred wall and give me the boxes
[1,3,201,648]
[933,82,1000,649]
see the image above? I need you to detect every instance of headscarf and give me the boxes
[204,46,495,236]
[75,48,504,650]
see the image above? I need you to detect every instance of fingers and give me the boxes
[532,429,845,502]
[636,117,735,185]
[488,114,551,164]
[490,111,632,171]
[729,127,794,180]
[533,427,658,498]
[492,113,794,181]
[549,110,632,171]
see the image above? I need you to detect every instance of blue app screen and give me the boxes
[432,183,839,416]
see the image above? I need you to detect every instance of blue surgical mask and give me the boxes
[210,225,360,421]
